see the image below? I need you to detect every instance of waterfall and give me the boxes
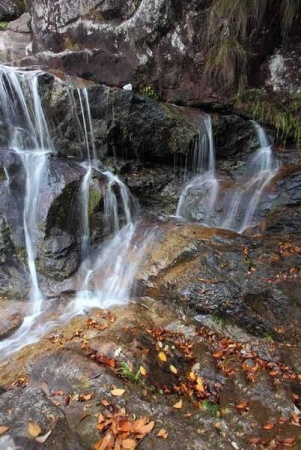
[176,115,219,224]
[0,68,152,360]
[0,66,53,313]
[220,122,279,232]
[176,116,279,232]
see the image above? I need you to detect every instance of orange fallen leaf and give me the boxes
[121,438,136,449]
[170,365,177,374]
[0,426,9,435]
[173,399,182,409]
[95,433,112,450]
[188,372,196,382]
[28,422,41,437]
[263,422,274,430]
[236,401,248,410]
[110,389,125,397]
[101,399,110,406]
[196,376,204,393]
[118,420,132,432]
[157,428,168,439]
[158,352,167,362]
[291,412,299,423]
[136,420,155,435]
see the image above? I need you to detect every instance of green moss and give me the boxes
[88,188,102,216]
[0,22,8,31]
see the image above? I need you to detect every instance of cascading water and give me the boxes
[176,114,219,224]
[0,66,53,312]
[220,121,279,232]
[176,115,279,232]
[0,68,153,360]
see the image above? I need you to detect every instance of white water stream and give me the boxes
[0,67,153,361]
[176,115,279,232]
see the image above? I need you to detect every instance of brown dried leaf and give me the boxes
[95,433,112,450]
[28,422,41,437]
[121,438,136,449]
[136,420,155,435]
[157,428,168,439]
[0,426,9,435]
[291,412,299,423]
[133,417,148,432]
[101,399,111,406]
[263,422,274,430]
[173,399,183,409]
[110,389,125,397]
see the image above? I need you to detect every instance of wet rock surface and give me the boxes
[0,300,300,449]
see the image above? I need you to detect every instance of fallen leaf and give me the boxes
[236,401,248,410]
[170,365,177,374]
[139,366,147,376]
[173,399,182,409]
[118,420,132,432]
[28,422,41,437]
[110,389,125,397]
[157,428,168,439]
[291,412,299,423]
[0,426,9,435]
[101,399,110,406]
[121,438,136,449]
[79,393,94,401]
[95,433,112,450]
[137,420,155,435]
[158,352,167,362]
[36,429,52,443]
[263,422,274,430]
[188,372,196,382]
[196,376,204,393]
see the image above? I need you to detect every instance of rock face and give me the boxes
[23,0,301,104]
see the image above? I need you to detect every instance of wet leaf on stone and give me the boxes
[157,428,168,439]
[28,422,41,437]
[121,438,136,449]
[173,399,182,409]
[0,426,9,435]
[110,388,125,397]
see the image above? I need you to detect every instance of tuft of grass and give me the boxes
[116,362,141,384]
[200,400,220,416]
[234,87,301,145]
[204,37,248,86]
[204,0,301,89]
[0,22,8,31]
[139,86,158,100]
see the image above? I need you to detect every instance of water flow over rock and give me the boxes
[0,68,153,360]
[0,65,53,312]
[176,116,279,232]
[176,115,219,224]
